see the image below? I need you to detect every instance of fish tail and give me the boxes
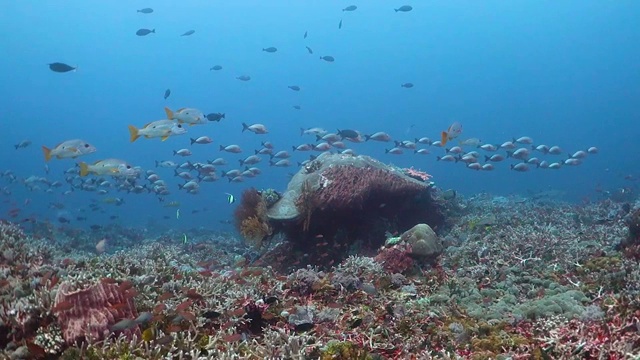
[128,125,140,142]
[485,155,490,162]
[242,123,249,132]
[385,149,389,154]
[42,146,52,162]
[79,162,89,177]
[220,145,225,151]
[14,144,18,150]
[365,135,371,141]
[155,160,159,168]
[190,138,196,145]
[269,160,275,166]
[436,156,442,161]
[300,127,305,136]
[151,29,156,33]
[164,107,174,120]
[506,151,513,158]
[292,146,297,152]
[238,159,244,166]
[316,135,322,141]
[440,131,448,146]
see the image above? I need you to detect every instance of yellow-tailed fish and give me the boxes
[128,120,187,142]
[42,139,97,162]
[78,159,135,177]
[164,107,206,126]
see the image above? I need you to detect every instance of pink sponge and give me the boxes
[54,281,139,344]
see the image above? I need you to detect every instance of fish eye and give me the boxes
[84,144,90,148]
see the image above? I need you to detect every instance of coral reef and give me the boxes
[265,153,445,268]
[1,195,639,359]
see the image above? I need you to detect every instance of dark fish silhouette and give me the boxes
[338,19,342,29]
[137,8,153,14]
[262,47,278,53]
[206,113,225,122]
[48,62,76,73]
[305,46,313,54]
[395,5,413,12]
[136,28,155,36]
[288,85,301,91]
[320,55,335,62]
[401,83,414,88]
[210,65,223,71]
[343,5,357,11]
[304,31,308,39]
[181,30,195,36]
[164,89,171,99]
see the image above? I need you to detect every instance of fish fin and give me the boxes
[42,146,52,162]
[177,108,186,112]
[164,107,174,120]
[161,136,169,141]
[128,125,140,142]
[440,131,448,146]
[79,162,89,177]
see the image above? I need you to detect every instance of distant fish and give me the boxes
[137,8,153,14]
[293,105,301,110]
[304,31,308,39]
[48,62,76,73]
[288,85,301,91]
[210,65,223,71]
[510,163,529,172]
[181,30,195,36]
[220,144,242,153]
[14,140,31,150]
[337,129,359,140]
[190,136,213,145]
[136,28,155,36]
[242,123,268,134]
[206,113,225,121]
[401,83,414,88]
[226,193,235,204]
[365,132,391,142]
[320,55,335,62]
[306,46,314,54]
[394,5,413,12]
[236,75,251,81]
[343,5,357,11]
[164,89,171,100]
[110,319,137,332]
[338,19,343,29]
[513,136,534,145]
[262,47,278,53]
[587,147,599,154]
[440,121,462,147]
[173,149,192,157]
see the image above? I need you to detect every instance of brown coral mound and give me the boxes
[234,188,272,247]
[54,281,139,344]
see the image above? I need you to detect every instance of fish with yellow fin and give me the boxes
[41,139,97,162]
[440,121,462,147]
[128,120,186,142]
[78,159,136,177]
[164,107,206,126]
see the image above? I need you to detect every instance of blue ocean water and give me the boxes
[1,1,639,231]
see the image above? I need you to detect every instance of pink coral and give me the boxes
[403,167,432,182]
[316,165,425,210]
[374,243,416,274]
[54,281,139,344]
